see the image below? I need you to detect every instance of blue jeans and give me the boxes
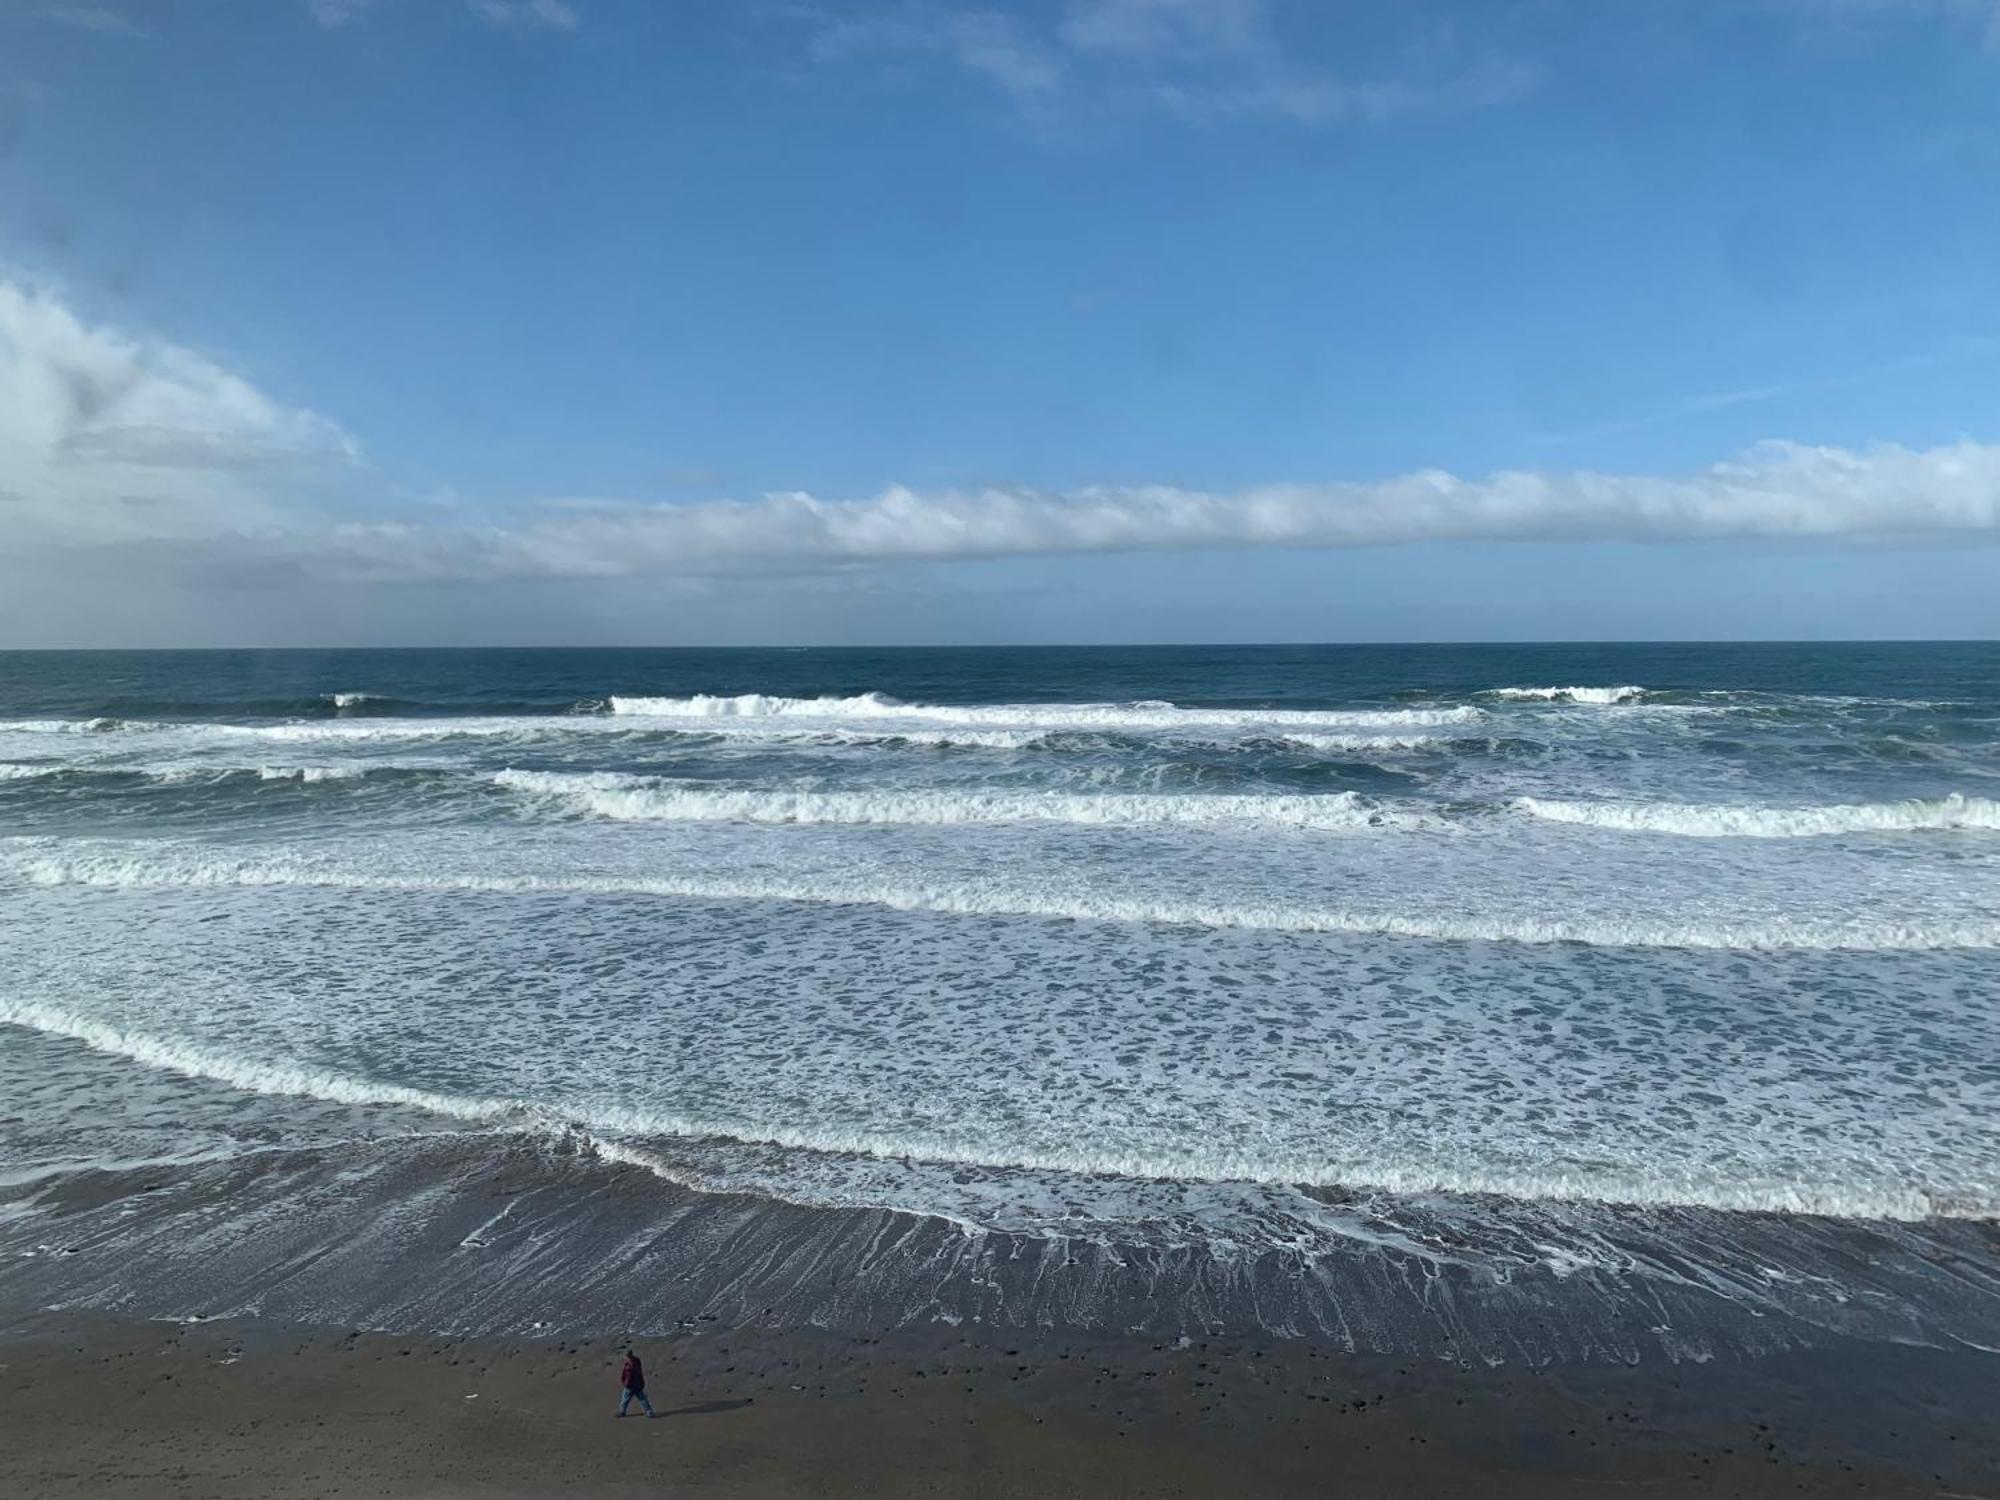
[619,1387,654,1416]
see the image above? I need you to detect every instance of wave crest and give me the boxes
[1488,685,1648,704]
[492,768,1415,831]
[1,763,394,787]
[0,994,1987,1222]
[605,693,1483,731]
[1516,792,2000,837]
[13,844,1996,950]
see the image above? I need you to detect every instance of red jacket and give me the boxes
[621,1355,644,1391]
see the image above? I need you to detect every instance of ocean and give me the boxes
[2,642,1997,1361]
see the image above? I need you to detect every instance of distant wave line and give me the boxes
[604,692,1485,730]
[491,769,1424,831]
[0,762,415,785]
[0,710,1474,750]
[1487,685,1648,704]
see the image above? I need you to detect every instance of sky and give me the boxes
[1,0,1998,646]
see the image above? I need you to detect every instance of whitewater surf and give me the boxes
[3,642,1997,1362]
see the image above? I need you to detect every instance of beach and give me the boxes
[8,1304,1997,1498]
[12,0,2000,1482]
[3,1125,1998,1495]
[3,644,1997,1494]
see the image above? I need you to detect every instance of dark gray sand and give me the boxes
[4,1307,1997,1498]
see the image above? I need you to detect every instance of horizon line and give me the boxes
[0,638,1994,654]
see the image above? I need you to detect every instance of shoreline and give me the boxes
[5,1306,1996,1497]
[6,1026,1999,1494]
[8,1121,1999,1364]
[4,1122,1999,1496]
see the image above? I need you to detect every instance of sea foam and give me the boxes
[0,993,1984,1223]
[14,842,1997,950]
[1488,685,1649,704]
[605,692,1484,731]
[1516,792,2000,837]
[491,768,1418,831]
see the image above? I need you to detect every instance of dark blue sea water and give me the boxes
[2,640,1997,720]
[2,644,1997,1356]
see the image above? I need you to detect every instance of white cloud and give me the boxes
[806,6,1063,102]
[305,0,581,33]
[1059,0,1268,60]
[318,439,1997,582]
[1779,0,2000,53]
[40,5,154,38]
[465,0,581,33]
[3,279,1997,597]
[943,10,1063,96]
[116,439,1999,587]
[0,280,358,551]
[306,0,376,28]
[791,0,1537,125]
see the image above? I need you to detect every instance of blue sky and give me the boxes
[1,0,1997,645]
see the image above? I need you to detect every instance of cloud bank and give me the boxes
[3,276,1998,596]
[440,442,2000,581]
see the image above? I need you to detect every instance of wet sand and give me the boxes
[9,1129,1998,1367]
[4,1306,1996,1497]
[4,1110,1998,1495]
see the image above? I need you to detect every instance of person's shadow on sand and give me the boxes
[658,1399,754,1419]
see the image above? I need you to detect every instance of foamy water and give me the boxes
[1,644,1997,1302]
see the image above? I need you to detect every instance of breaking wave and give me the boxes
[0,997,512,1124]
[0,763,407,788]
[605,692,1483,731]
[0,717,149,734]
[0,713,1466,754]
[492,768,1419,831]
[0,994,1986,1222]
[13,843,1996,950]
[1517,792,2000,838]
[1488,685,1649,704]
[1278,732,1448,753]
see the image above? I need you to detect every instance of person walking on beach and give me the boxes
[616,1346,655,1418]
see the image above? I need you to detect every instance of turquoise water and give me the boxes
[2,643,1996,1245]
